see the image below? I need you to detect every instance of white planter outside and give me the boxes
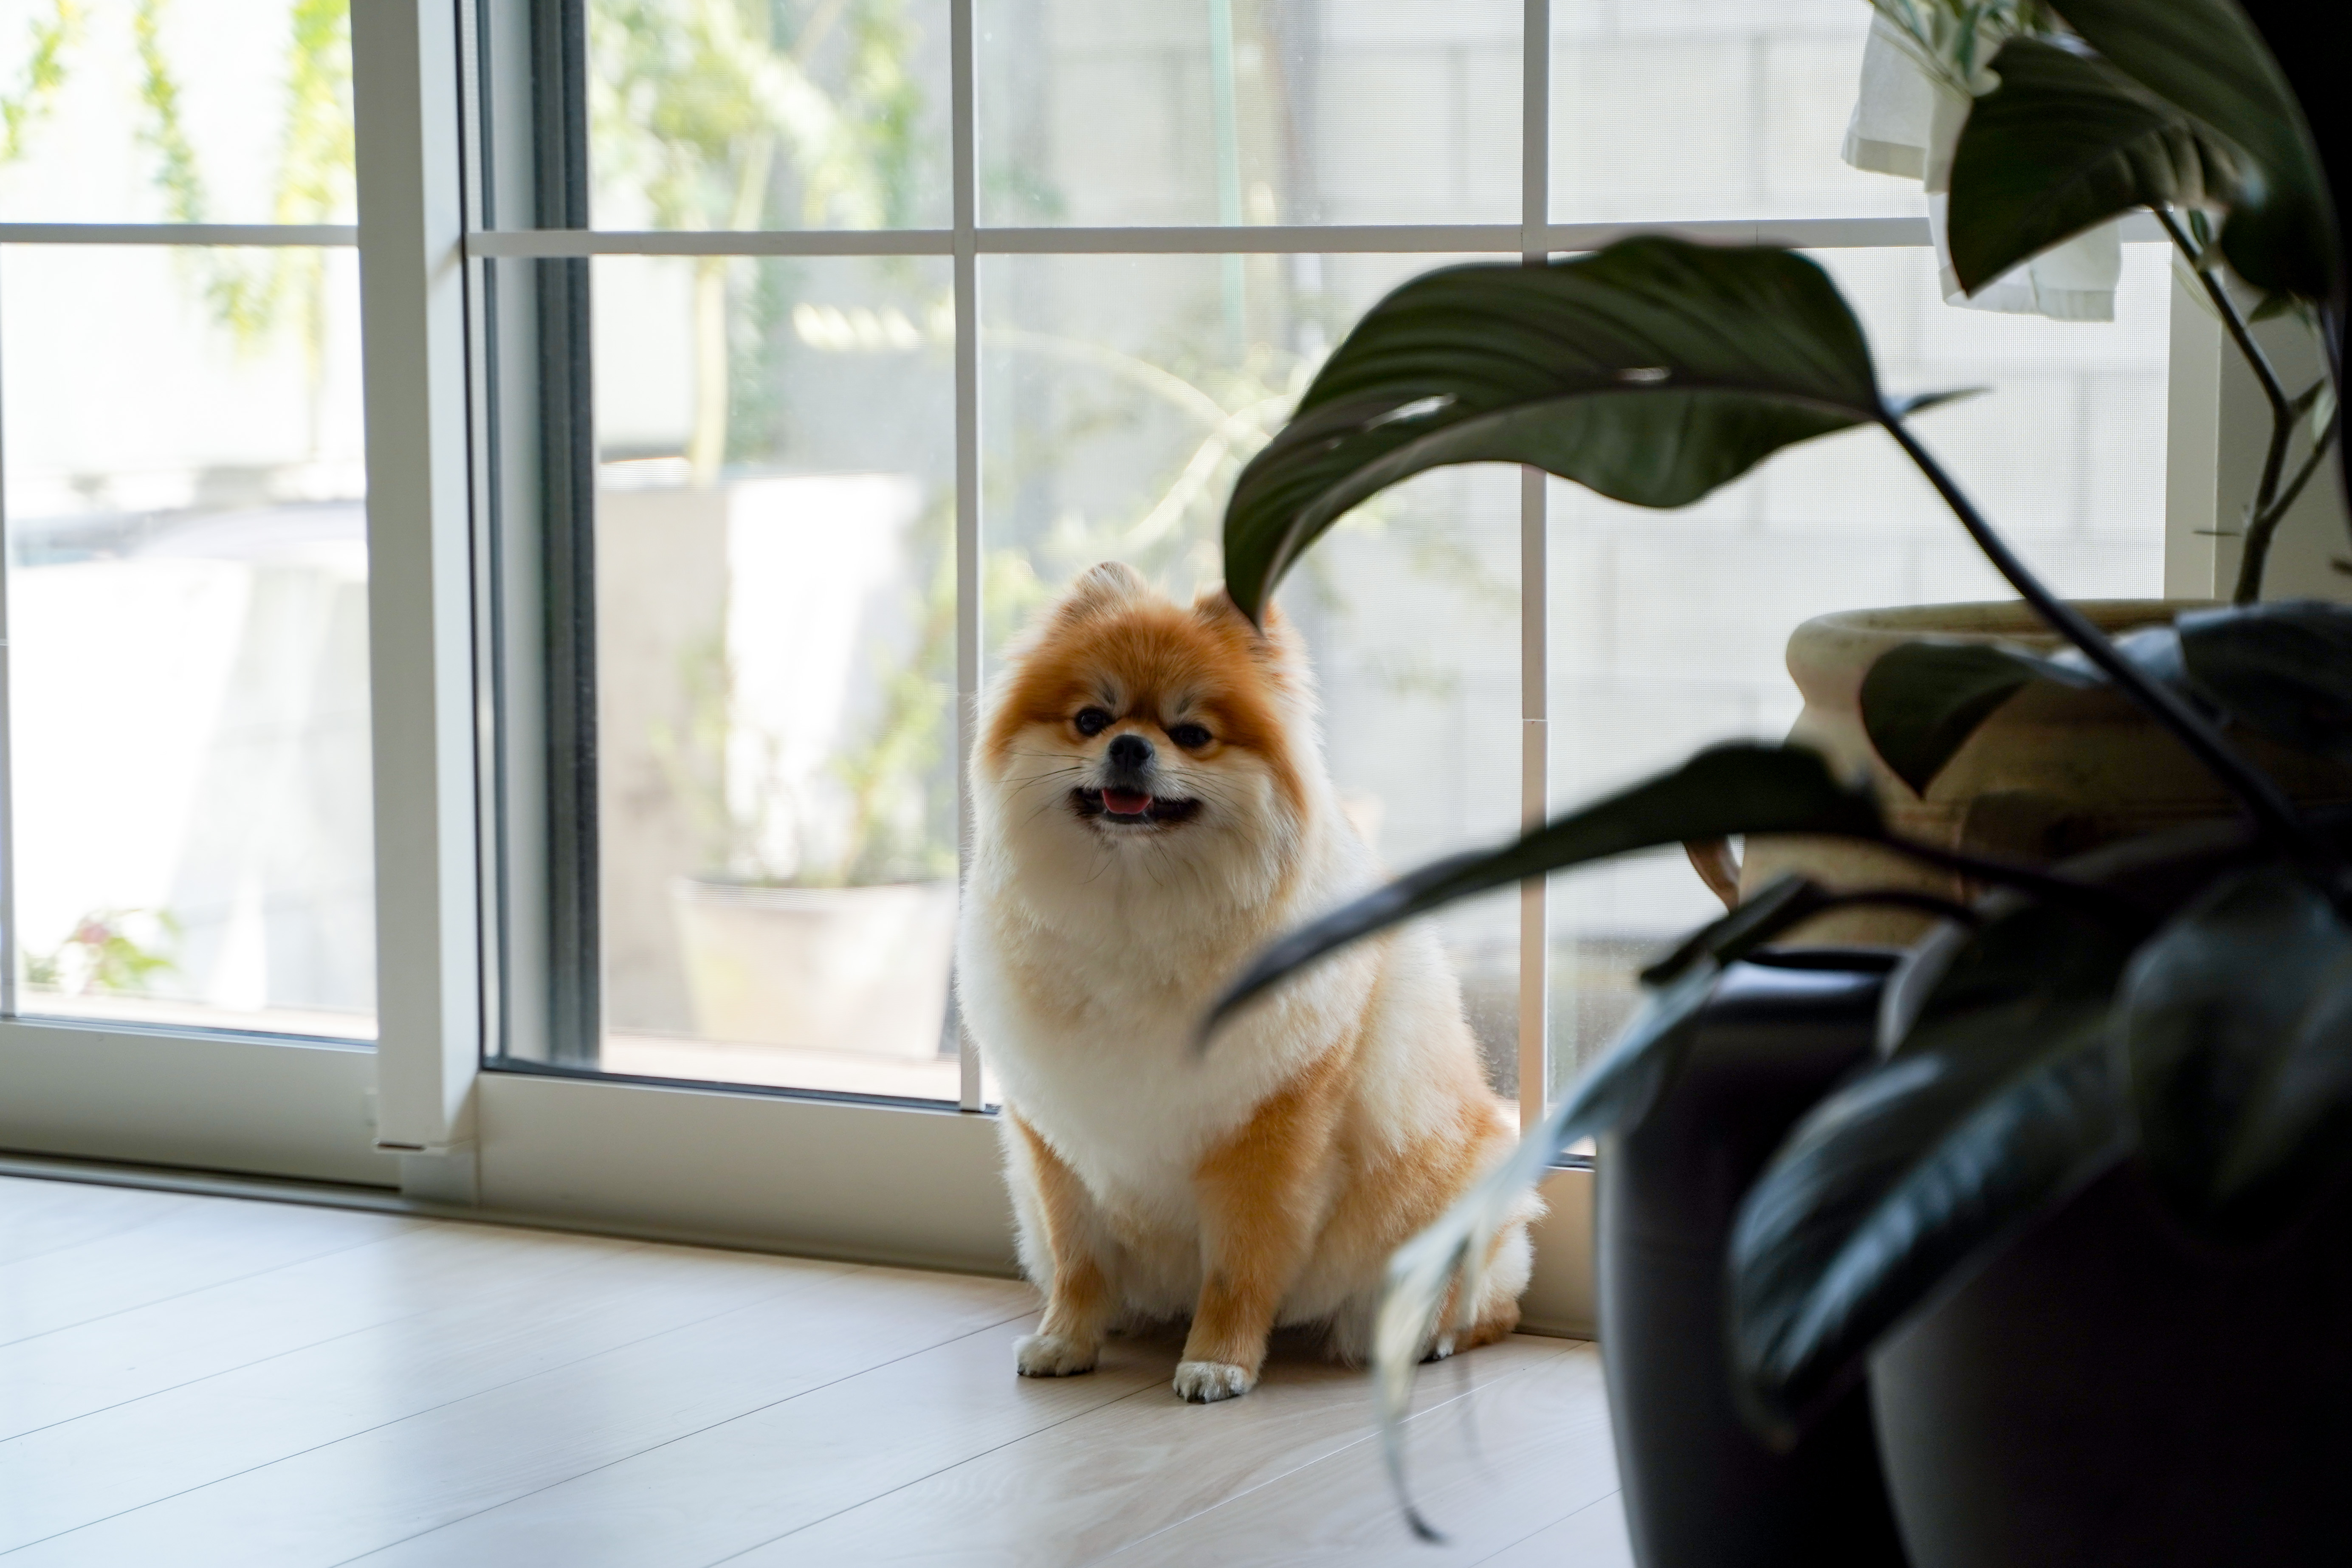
[670,878,957,1059]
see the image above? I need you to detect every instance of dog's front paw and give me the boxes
[1015,1331,1099,1377]
[1172,1360,1257,1403]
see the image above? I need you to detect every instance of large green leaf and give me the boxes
[2177,602,2352,768]
[1728,903,2132,1437]
[1859,603,2352,794]
[1201,745,1881,1037]
[2049,0,2335,300]
[1860,643,2062,796]
[1948,37,2247,296]
[2115,863,2352,1237]
[1858,631,2156,795]
[1221,239,1940,622]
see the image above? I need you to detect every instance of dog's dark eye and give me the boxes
[1074,706,1112,736]
[1167,722,1212,749]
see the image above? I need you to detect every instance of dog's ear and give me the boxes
[1194,583,1286,636]
[1193,583,1253,627]
[1059,561,1148,621]
[1196,584,1302,666]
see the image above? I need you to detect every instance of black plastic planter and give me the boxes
[1597,949,1911,1568]
[1869,1159,2352,1568]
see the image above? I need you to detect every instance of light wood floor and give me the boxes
[0,1173,1633,1566]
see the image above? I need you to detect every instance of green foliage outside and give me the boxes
[0,0,356,392]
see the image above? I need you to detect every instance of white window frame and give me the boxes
[1,0,2233,1334]
[0,211,392,1188]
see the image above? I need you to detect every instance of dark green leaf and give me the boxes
[2177,601,2352,767]
[1222,239,1910,621]
[2049,0,2335,300]
[1949,37,2246,296]
[1865,603,2352,778]
[2247,290,2299,324]
[1202,745,1881,1036]
[1861,643,2051,795]
[1728,903,2132,1438]
[2116,864,2352,1236]
[1853,606,2352,795]
[1857,632,2147,795]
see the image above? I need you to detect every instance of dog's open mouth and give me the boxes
[1072,787,1202,826]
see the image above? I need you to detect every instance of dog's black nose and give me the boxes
[1107,733,1153,769]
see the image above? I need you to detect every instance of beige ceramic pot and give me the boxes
[1728,600,2352,942]
[670,877,957,1058]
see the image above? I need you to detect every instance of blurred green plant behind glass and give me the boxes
[0,0,353,389]
[584,1,1447,891]
[0,0,361,1011]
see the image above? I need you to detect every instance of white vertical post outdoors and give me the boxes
[1516,0,1551,1135]
[2163,261,2351,604]
[951,0,984,1112]
[353,0,484,1199]
[2163,261,2225,598]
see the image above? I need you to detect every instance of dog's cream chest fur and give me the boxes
[958,844,1372,1215]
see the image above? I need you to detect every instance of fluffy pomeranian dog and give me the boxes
[956,562,1537,1404]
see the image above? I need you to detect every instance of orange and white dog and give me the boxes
[957,563,1535,1403]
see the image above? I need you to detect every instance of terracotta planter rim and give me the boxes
[1785,598,2221,710]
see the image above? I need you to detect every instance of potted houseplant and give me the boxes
[1198,0,2347,1560]
[1717,0,2346,943]
[660,495,960,1062]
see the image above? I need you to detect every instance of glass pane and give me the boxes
[587,0,951,231]
[3,244,373,1038]
[0,0,354,226]
[591,254,959,1098]
[1544,244,2173,1097]
[982,251,1523,1096]
[979,0,1521,228]
[1551,0,1921,224]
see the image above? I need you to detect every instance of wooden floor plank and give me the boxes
[1098,1346,1621,1567]
[5,1266,1031,1565]
[0,1236,860,1554]
[1469,1492,1637,1568]
[729,1334,1574,1568]
[0,1175,1629,1568]
[0,1221,646,1442]
[341,1314,1164,1567]
[0,1191,417,1348]
[0,1177,207,1267]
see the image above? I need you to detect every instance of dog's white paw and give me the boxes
[1172,1360,1257,1403]
[1422,1333,1459,1365]
[1015,1331,1098,1377]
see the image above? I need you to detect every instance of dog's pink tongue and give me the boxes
[1102,788,1153,816]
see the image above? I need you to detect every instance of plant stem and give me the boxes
[2237,416,2340,589]
[1880,414,2346,888]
